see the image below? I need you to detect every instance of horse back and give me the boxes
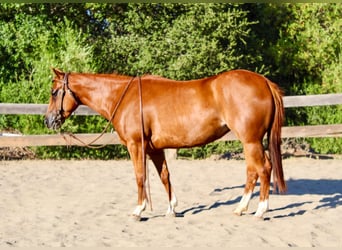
[118,70,277,149]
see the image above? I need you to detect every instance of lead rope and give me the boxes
[60,75,152,211]
[138,76,153,211]
[62,76,136,149]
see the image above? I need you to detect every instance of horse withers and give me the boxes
[45,68,286,220]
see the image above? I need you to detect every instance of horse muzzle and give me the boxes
[44,112,65,130]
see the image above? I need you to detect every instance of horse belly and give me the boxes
[150,118,229,149]
[146,81,228,149]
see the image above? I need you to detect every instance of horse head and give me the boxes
[44,68,80,130]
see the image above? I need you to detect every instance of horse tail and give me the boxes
[266,79,287,193]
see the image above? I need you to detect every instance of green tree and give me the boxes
[269,3,341,94]
[273,3,342,153]
[0,3,117,159]
[1,3,341,158]
[92,3,256,80]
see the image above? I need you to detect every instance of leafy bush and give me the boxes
[177,141,243,159]
[0,7,122,159]
[93,3,257,79]
[0,3,341,159]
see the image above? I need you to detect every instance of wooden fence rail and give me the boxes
[1,94,342,147]
[1,94,342,115]
[1,124,342,147]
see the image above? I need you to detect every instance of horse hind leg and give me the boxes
[234,142,271,218]
[233,165,258,216]
[255,152,272,218]
[148,150,178,217]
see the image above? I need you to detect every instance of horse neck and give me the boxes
[70,73,131,120]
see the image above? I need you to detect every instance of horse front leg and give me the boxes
[148,150,178,217]
[127,142,148,220]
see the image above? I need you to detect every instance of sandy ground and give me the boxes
[0,157,341,247]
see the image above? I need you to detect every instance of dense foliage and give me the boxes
[0,3,341,159]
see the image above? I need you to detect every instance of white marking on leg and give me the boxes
[132,199,147,218]
[234,192,252,216]
[254,199,269,218]
[166,192,178,216]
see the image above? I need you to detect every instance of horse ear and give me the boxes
[51,67,64,78]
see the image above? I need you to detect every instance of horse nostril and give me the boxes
[44,115,54,129]
[44,117,50,128]
[44,113,64,130]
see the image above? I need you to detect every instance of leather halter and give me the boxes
[61,75,137,148]
[56,73,79,116]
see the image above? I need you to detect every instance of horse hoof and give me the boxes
[233,210,242,216]
[166,212,176,218]
[233,207,246,216]
[253,214,265,221]
[130,214,142,222]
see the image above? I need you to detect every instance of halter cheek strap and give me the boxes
[57,73,79,115]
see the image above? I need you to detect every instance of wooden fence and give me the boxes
[0,93,342,147]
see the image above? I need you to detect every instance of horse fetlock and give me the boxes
[234,192,252,216]
[166,205,176,216]
[166,194,178,216]
[254,199,269,218]
[132,199,147,219]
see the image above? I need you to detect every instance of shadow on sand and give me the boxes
[179,178,342,218]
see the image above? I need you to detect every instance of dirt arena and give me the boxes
[0,157,341,247]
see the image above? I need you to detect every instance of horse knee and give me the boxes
[135,173,145,188]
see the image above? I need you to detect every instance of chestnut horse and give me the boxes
[45,68,286,220]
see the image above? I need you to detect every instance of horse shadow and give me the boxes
[179,179,342,218]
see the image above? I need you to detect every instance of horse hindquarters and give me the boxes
[221,71,285,217]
